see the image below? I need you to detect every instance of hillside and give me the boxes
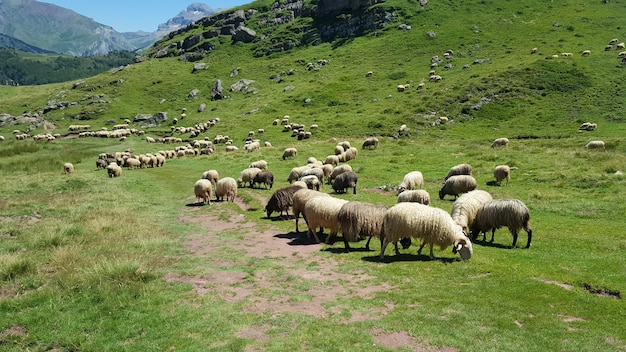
[0,0,625,350]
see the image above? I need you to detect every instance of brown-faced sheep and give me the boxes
[63,162,74,174]
[439,175,477,200]
[381,202,473,261]
[470,198,532,248]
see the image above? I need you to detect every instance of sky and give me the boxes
[41,1,251,32]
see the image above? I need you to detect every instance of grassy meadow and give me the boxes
[1,0,626,350]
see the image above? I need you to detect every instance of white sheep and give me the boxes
[581,50,591,56]
[334,145,345,155]
[300,175,321,191]
[329,164,353,184]
[292,189,330,233]
[287,165,311,183]
[238,167,262,188]
[444,164,472,181]
[215,177,237,202]
[337,201,388,252]
[282,147,298,160]
[303,196,348,243]
[248,160,268,170]
[470,198,532,248]
[490,137,509,148]
[202,170,220,185]
[324,155,339,166]
[397,171,424,194]
[450,190,493,234]
[494,165,511,186]
[302,167,325,185]
[106,162,122,178]
[63,162,74,174]
[578,122,597,131]
[585,140,605,150]
[381,202,473,261]
[194,179,213,205]
[438,175,477,200]
[397,189,430,205]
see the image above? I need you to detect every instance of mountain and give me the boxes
[0,33,55,54]
[0,0,220,56]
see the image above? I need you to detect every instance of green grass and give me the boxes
[1,0,626,350]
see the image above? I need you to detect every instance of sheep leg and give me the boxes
[489,229,496,243]
[525,228,532,248]
[417,241,426,256]
[365,236,373,250]
[353,187,357,195]
[380,239,390,259]
[343,238,351,253]
[429,244,436,260]
[511,230,518,248]
[394,242,401,256]
[307,227,321,243]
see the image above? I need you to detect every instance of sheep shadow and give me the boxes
[472,239,513,249]
[274,231,322,246]
[185,202,208,207]
[322,246,374,254]
[362,253,458,264]
[485,181,502,187]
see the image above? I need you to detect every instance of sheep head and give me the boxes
[452,236,473,261]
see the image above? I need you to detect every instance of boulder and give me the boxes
[211,80,224,100]
[233,26,256,43]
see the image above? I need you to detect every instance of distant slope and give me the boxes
[0,33,55,54]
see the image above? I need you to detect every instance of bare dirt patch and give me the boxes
[372,328,458,352]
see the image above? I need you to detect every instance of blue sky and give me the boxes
[41,1,251,32]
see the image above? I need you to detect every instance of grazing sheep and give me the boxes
[494,165,511,186]
[302,167,324,185]
[397,189,430,205]
[265,183,307,218]
[300,175,321,191]
[490,137,509,148]
[333,171,358,194]
[450,190,493,234]
[324,155,339,166]
[582,50,591,56]
[329,164,353,184]
[530,47,538,54]
[63,162,74,174]
[585,140,605,150]
[292,189,330,233]
[470,199,532,248]
[303,196,348,243]
[124,158,141,169]
[362,136,379,149]
[444,163,472,181]
[366,71,373,77]
[225,145,239,152]
[578,122,597,131]
[381,202,473,261]
[194,179,213,205]
[334,145,345,155]
[337,201,388,252]
[244,141,261,152]
[338,141,351,151]
[282,147,298,160]
[238,167,262,188]
[252,170,274,189]
[249,160,268,170]
[215,177,237,202]
[287,165,311,183]
[202,169,220,185]
[398,171,424,194]
[439,175,477,200]
[106,162,122,178]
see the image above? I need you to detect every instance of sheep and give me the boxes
[470,198,532,248]
[303,196,348,243]
[366,71,373,77]
[450,190,493,234]
[300,175,321,191]
[265,183,307,218]
[444,164,472,181]
[617,42,626,50]
[252,170,274,189]
[381,202,473,261]
[202,169,220,186]
[362,136,379,149]
[292,189,330,233]
[585,140,605,150]
[338,141,351,151]
[215,177,237,202]
[106,162,122,178]
[61,162,74,174]
[334,145,345,155]
[332,171,358,194]
[494,165,511,186]
[324,155,339,166]
[397,189,430,205]
[490,137,509,148]
[287,165,311,183]
[194,179,213,205]
[282,147,298,160]
[578,122,597,131]
[329,164,353,184]
[249,160,268,170]
[340,147,359,161]
[124,158,141,169]
[581,50,591,56]
[439,175,477,200]
[337,201,388,252]
[397,171,424,194]
[225,145,239,152]
[244,141,260,152]
[238,167,262,188]
[530,47,538,54]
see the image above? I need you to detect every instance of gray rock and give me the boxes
[193,62,207,72]
[233,26,257,43]
[231,79,256,92]
[188,89,200,98]
[134,112,167,128]
[198,103,206,112]
[212,80,224,100]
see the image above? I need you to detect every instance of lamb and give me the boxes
[292,189,330,233]
[362,136,379,149]
[398,171,424,193]
[332,171,358,194]
[337,201,387,252]
[329,164,353,184]
[252,170,274,189]
[470,198,532,248]
[194,179,213,205]
[438,175,477,200]
[397,189,430,205]
[265,183,307,218]
[490,137,509,148]
[585,140,605,150]
[106,162,122,178]
[299,175,321,191]
[450,190,493,234]
[63,162,74,174]
[444,163,472,180]
[202,169,220,185]
[215,177,237,202]
[303,196,348,243]
[381,202,473,261]
[248,160,268,170]
[238,167,262,188]
[282,147,298,160]
[494,165,511,186]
